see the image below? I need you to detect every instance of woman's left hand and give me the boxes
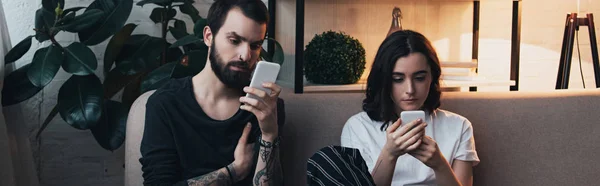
[408,136,446,170]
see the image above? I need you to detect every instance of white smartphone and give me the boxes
[400,110,425,126]
[246,61,281,100]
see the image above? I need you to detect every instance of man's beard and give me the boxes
[209,41,252,90]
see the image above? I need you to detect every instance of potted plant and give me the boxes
[303,30,366,85]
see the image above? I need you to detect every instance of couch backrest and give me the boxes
[125,89,600,186]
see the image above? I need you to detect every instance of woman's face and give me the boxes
[390,52,432,113]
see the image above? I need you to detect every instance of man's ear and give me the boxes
[203,26,213,47]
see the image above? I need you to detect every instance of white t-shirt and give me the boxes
[340,109,480,185]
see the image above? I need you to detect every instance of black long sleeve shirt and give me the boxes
[139,76,285,186]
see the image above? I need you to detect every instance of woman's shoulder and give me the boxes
[432,109,472,126]
[344,112,384,130]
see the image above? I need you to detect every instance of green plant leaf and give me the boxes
[136,0,172,7]
[36,105,59,139]
[149,7,176,24]
[174,19,186,32]
[63,42,98,75]
[170,34,202,48]
[78,0,133,46]
[171,50,206,78]
[268,38,285,65]
[42,0,65,12]
[1,64,43,106]
[141,62,176,93]
[58,9,104,33]
[27,45,63,87]
[4,36,34,64]
[115,35,165,75]
[34,8,55,42]
[62,7,86,15]
[56,11,76,25]
[169,26,189,40]
[193,18,207,37]
[122,74,142,106]
[103,69,145,99]
[58,75,103,130]
[104,23,137,76]
[179,2,201,23]
[167,46,184,62]
[91,100,128,151]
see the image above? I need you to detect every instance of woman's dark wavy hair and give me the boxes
[363,30,442,131]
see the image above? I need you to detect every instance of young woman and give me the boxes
[338,30,480,186]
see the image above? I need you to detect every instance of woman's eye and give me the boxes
[392,78,404,82]
[415,77,426,81]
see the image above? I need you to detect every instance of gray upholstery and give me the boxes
[125,89,600,186]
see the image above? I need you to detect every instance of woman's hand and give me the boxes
[383,118,427,158]
[408,135,446,170]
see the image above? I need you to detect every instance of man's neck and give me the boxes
[192,67,241,101]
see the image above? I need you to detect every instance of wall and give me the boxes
[274,0,600,92]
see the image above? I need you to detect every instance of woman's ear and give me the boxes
[203,26,213,47]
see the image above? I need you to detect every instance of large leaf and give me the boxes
[56,12,76,25]
[122,75,142,106]
[115,35,165,75]
[170,34,202,48]
[62,7,86,15]
[58,9,104,33]
[91,100,128,151]
[36,105,59,139]
[42,0,65,12]
[265,38,285,65]
[103,69,145,99]
[169,26,189,40]
[78,0,133,46]
[149,7,176,24]
[104,23,138,76]
[136,0,172,7]
[167,46,184,63]
[179,2,200,23]
[1,64,43,106]
[4,36,34,64]
[174,19,186,32]
[141,62,176,93]
[171,50,206,78]
[58,75,103,130]
[193,18,207,37]
[27,45,63,87]
[63,42,98,75]
[34,9,55,42]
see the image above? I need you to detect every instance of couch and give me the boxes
[125,88,600,186]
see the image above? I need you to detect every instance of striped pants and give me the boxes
[307,146,376,186]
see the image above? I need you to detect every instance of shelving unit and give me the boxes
[293,0,522,93]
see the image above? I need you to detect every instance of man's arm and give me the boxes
[186,165,232,186]
[253,135,282,186]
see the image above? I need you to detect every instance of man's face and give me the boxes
[207,8,267,90]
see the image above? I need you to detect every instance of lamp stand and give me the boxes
[556,13,600,89]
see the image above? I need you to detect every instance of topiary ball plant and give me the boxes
[304,30,366,84]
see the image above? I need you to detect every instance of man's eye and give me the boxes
[229,39,240,45]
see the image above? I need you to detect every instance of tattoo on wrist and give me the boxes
[187,169,231,186]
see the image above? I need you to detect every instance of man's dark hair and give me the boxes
[363,30,442,131]
[207,0,269,36]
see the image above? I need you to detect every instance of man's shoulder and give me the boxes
[147,76,192,105]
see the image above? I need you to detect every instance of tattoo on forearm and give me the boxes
[254,146,282,186]
[187,169,231,186]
